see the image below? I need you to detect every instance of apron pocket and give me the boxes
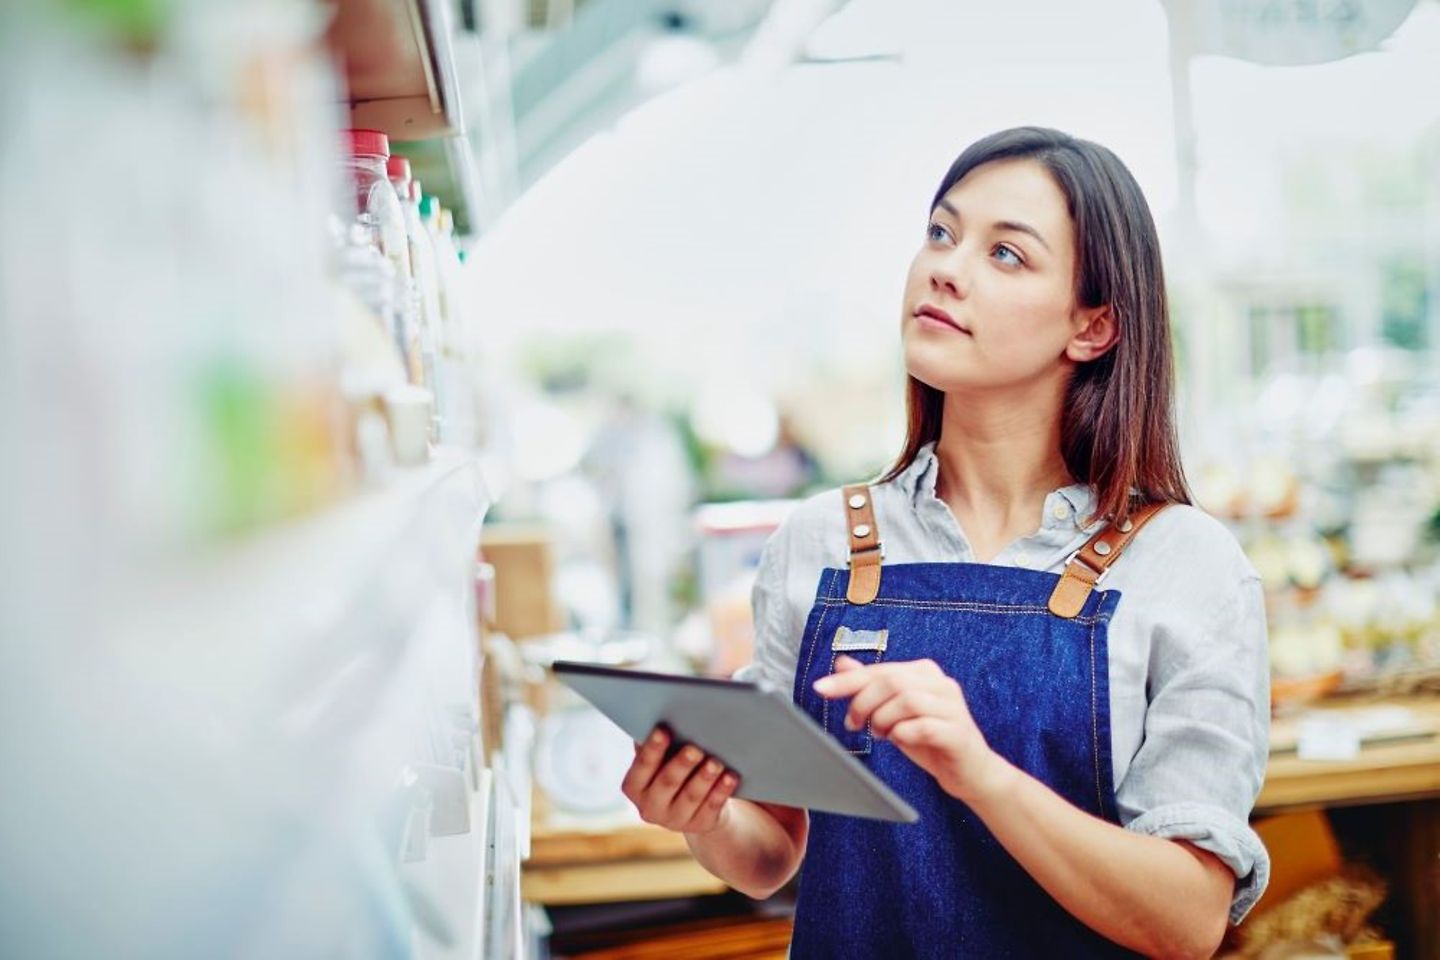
[823,627,888,755]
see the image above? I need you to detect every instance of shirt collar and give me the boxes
[895,441,1098,531]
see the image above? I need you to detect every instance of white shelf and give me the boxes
[108,446,495,722]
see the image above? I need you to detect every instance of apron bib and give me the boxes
[788,486,1166,959]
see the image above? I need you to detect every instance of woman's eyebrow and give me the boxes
[934,199,1052,253]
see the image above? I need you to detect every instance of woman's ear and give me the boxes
[1065,304,1119,362]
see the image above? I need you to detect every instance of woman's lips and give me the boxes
[914,304,970,334]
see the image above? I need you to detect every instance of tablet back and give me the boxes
[553,662,919,823]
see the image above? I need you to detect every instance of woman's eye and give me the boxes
[993,244,1023,267]
[926,222,952,244]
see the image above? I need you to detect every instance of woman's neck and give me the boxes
[932,383,1073,562]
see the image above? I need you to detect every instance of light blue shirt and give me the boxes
[738,442,1271,922]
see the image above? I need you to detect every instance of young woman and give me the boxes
[620,127,1270,959]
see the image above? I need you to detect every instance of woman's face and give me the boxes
[901,158,1093,395]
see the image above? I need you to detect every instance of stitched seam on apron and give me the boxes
[823,645,885,754]
[815,597,1103,624]
[800,570,836,715]
[1089,606,1104,816]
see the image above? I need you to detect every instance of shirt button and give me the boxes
[1015,550,1031,567]
[1051,502,1071,521]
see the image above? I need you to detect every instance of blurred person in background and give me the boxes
[620,127,1270,959]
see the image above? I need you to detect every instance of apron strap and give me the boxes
[842,484,883,604]
[1048,501,1170,618]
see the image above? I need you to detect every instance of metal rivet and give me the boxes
[1094,541,1112,556]
[848,494,867,510]
[852,524,872,539]
[1118,519,1133,533]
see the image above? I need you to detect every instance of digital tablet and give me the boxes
[551,661,919,823]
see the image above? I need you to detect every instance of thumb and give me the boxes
[834,654,864,672]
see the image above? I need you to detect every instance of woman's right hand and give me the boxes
[621,726,740,835]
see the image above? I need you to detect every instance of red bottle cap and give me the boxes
[387,155,411,183]
[346,129,390,158]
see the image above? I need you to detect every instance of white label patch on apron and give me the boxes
[831,626,888,652]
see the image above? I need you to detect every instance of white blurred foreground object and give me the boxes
[0,4,511,958]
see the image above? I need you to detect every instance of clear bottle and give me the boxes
[341,130,419,384]
[388,160,445,440]
[421,196,482,446]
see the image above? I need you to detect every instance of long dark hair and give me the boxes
[881,126,1190,524]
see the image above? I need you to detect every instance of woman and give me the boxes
[620,127,1270,959]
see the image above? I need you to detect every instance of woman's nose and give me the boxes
[929,252,970,299]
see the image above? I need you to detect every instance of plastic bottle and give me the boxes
[420,195,480,446]
[341,130,418,383]
[388,160,445,440]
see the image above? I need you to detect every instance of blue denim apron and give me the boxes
[789,541,1145,957]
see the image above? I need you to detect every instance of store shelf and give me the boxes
[1258,696,1440,814]
[327,0,464,140]
[108,445,497,723]
[326,0,483,235]
[396,133,486,236]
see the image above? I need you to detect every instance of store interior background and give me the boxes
[2,0,1438,958]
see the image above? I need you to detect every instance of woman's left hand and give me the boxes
[814,656,1011,804]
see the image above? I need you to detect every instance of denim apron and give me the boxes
[788,487,1162,959]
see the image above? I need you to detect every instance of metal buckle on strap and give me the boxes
[1063,547,1109,585]
[848,540,885,566]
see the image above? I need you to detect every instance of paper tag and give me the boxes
[1297,713,1361,762]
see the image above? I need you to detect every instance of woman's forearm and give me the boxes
[966,759,1232,960]
[685,799,808,899]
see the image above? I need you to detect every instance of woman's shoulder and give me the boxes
[1124,501,1261,588]
[770,486,849,553]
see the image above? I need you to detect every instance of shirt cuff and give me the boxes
[1123,801,1271,924]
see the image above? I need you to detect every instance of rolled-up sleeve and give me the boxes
[1116,574,1272,924]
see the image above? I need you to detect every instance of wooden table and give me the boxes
[1258,695,1440,814]
[522,819,728,906]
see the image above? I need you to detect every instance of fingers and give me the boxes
[868,690,948,739]
[620,726,739,833]
[669,756,727,826]
[687,770,740,832]
[889,716,941,748]
[647,744,706,814]
[814,657,946,699]
[621,726,670,801]
[813,659,964,734]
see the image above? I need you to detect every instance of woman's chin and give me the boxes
[903,350,976,394]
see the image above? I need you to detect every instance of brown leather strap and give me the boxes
[842,484,882,604]
[1048,501,1169,618]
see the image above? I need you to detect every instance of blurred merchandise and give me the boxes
[484,523,569,640]
[519,629,664,825]
[1193,351,1440,705]
[1224,811,1393,960]
[690,499,798,676]
[0,1,516,957]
